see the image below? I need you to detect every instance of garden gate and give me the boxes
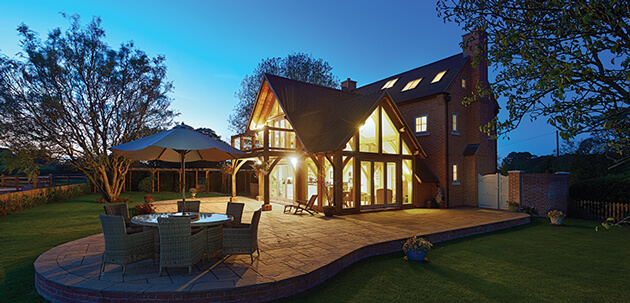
[478,173,509,210]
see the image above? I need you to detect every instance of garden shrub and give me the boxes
[570,173,630,203]
[0,183,91,217]
[138,173,157,192]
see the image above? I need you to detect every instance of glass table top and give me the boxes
[131,212,233,227]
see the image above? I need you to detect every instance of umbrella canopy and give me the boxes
[110,123,244,205]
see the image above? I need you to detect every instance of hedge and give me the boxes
[0,183,91,217]
[569,173,630,203]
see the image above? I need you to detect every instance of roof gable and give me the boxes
[353,53,469,103]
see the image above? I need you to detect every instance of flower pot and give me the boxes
[550,217,564,225]
[509,204,518,212]
[323,206,335,217]
[404,250,427,261]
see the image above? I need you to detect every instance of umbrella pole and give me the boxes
[181,151,186,213]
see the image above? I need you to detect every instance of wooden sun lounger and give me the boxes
[284,195,318,215]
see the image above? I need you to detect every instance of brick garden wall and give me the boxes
[508,171,569,216]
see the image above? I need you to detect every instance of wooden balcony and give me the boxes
[231,125,297,155]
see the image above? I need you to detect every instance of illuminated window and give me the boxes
[432,70,447,83]
[402,78,422,91]
[452,113,458,134]
[462,78,466,88]
[381,78,399,90]
[453,164,459,183]
[415,115,427,133]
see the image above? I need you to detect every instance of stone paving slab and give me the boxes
[35,196,530,302]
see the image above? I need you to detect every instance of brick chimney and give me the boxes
[341,78,357,92]
[462,30,488,87]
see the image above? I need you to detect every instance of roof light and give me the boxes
[402,78,422,91]
[381,78,398,90]
[431,71,447,83]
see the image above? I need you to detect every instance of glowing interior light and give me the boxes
[432,70,447,83]
[290,157,298,167]
[381,78,399,90]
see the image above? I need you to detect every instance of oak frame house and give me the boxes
[230,32,497,214]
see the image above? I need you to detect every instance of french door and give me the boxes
[359,160,397,209]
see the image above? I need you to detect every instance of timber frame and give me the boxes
[230,74,433,214]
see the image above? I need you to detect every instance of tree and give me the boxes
[228,52,340,133]
[195,127,222,142]
[437,0,630,161]
[0,15,176,201]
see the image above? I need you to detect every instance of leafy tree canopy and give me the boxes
[228,52,340,133]
[0,14,177,201]
[438,0,630,162]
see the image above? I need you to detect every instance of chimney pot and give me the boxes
[341,78,357,92]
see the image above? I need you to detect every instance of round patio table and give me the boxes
[131,212,233,227]
[131,212,233,255]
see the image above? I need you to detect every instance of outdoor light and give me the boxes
[290,157,298,167]
[256,159,262,164]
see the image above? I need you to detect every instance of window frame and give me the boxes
[381,78,399,90]
[414,114,428,134]
[431,70,447,83]
[452,112,459,135]
[452,163,460,185]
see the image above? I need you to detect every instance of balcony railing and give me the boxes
[231,126,296,153]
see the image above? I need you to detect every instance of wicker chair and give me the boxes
[157,216,206,275]
[98,214,155,278]
[177,200,201,213]
[103,203,143,233]
[225,202,245,228]
[223,209,262,262]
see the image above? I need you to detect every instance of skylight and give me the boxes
[381,78,398,90]
[402,78,422,91]
[431,70,447,83]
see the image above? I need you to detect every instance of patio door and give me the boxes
[270,162,294,202]
[359,160,397,209]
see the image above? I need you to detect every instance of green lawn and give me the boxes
[0,192,224,302]
[279,218,630,303]
[1,196,628,303]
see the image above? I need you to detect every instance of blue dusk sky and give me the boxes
[0,0,570,159]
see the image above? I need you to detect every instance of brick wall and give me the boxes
[508,171,569,216]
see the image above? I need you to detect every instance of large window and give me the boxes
[403,159,413,204]
[359,108,379,153]
[381,109,399,154]
[415,115,428,133]
[342,157,354,209]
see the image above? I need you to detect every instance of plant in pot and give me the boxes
[135,195,155,215]
[189,187,197,199]
[506,201,519,212]
[547,210,566,225]
[402,236,432,262]
[322,183,335,217]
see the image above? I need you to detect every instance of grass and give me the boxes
[1,197,628,303]
[279,218,630,303]
[0,191,224,302]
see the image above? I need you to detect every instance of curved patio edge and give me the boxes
[35,214,530,303]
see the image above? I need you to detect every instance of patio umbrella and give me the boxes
[110,123,243,209]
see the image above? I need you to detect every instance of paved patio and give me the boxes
[35,196,530,302]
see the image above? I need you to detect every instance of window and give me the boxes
[462,78,466,88]
[381,78,399,90]
[402,78,422,91]
[431,70,447,83]
[452,164,460,184]
[415,115,428,133]
[452,113,459,134]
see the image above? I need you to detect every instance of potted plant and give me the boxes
[402,236,432,261]
[189,187,197,199]
[547,210,566,225]
[507,201,519,212]
[135,195,155,215]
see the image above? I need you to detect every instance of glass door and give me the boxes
[360,160,397,209]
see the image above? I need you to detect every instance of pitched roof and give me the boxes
[264,74,367,153]
[353,53,469,103]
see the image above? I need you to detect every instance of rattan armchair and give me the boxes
[225,202,245,228]
[98,214,155,278]
[223,209,262,262]
[103,203,143,233]
[177,200,201,213]
[157,216,206,275]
